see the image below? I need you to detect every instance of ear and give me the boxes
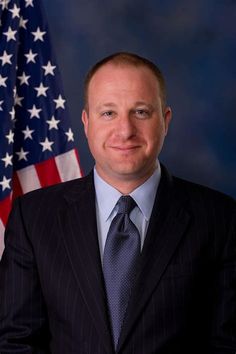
[81,109,89,137]
[163,106,172,136]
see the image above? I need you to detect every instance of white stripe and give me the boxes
[0,219,5,259]
[17,165,41,194]
[55,150,82,182]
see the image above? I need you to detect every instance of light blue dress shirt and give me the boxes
[94,161,161,262]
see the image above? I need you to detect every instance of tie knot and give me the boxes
[117,196,136,215]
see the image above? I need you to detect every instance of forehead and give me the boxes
[88,63,160,99]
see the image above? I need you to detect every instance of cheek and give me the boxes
[87,126,105,152]
[144,124,165,149]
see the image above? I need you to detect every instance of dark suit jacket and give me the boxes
[0,166,236,354]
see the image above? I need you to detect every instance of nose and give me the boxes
[116,114,136,140]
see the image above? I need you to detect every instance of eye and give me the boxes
[135,109,150,119]
[101,111,115,119]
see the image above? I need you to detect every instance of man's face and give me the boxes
[82,63,171,190]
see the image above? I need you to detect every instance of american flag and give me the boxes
[0,0,82,256]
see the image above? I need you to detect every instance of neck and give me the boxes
[95,168,157,195]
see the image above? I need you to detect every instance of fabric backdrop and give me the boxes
[43,0,236,198]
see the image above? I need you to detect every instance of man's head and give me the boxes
[82,52,172,193]
[83,52,167,113]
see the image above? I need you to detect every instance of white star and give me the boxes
[42,61,56,76]
[19,17,28,29]
[0,0,10,10]
[1,152,13,167]
[0,176,11,191]
[5,129,14,144]
[0,100,3,111]
[28,104,41,119]
[25,49,37,64]
[0,74,7,87]
[34,83,49,97]
[65,128,74,142]
[9,4,20,18]
[0,50,13,65]
[9,107,15,120]
[25,0,33,7]
[17,72,30,85]
[54,94,66,109]
[40,137,54,152]
[31,27,46,42]
[14,94,24,106]
[46,116,60,130]
[22,125,34,140]
[16,148,29,161]
[3,26,17,42]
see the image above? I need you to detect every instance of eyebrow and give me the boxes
[95,103,117,112]
[95,101,156,113]
[134,102,155,109]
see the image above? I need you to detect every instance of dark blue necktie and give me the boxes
[103,196,141,348]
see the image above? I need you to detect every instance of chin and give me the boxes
[111,165,146,179]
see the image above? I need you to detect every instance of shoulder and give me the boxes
[160,164,235,222]
[171,175,236,224]
[14,173,94,214]
[173,175,235,203]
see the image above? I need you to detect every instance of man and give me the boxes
[0,52,235,354]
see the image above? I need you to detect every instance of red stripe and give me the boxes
[0,196,12,226]
[35,157,61,187]
[12,172,23,200]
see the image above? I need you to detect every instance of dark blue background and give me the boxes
[43,0,236,198]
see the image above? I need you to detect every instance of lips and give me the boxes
[110,145,140,151]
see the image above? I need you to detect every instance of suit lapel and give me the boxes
[117,166,191,352]
[58,173,114,354]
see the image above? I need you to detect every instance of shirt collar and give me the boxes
[94,170,122,222]
[94,161,161,222]
[130,162,161,221]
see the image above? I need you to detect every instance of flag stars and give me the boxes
[34,82,49,97]
[65,128,74,142]
[14,93,24,106]
[19,17,28,29]
[25,0,34,7]
[1,152,13,167]
[0,50,13,65]
[18,72,30,85]
[42,61,56,76]
[0,0,10,10]
[31,27,46,42]
[9,107,15,120]
[0,100,3,111]
[54,94,66,109]
[0,176,11,191]
[0,74,7,87]
[16,148,29,161]
[46,116,60,130]
[5,130,14,144]
[22,126,34,140]
[28,104,41,119]
[25,49,37,64]
[40,137,54,152]
[9,4,20,18]
[3,26,17,42]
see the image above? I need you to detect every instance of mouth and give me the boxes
[107,145,142,158]
[110,145,140,152]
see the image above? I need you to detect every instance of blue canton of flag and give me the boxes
[0,0,82,256]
